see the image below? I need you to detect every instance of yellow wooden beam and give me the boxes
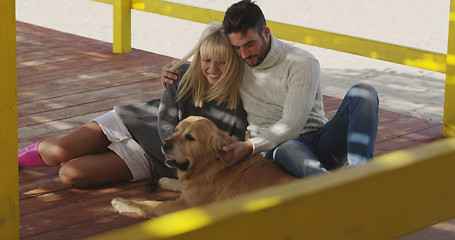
[93,0,114,4]
[267,21,447,74]
[113,0,131,53]
[87,137,455,240]
[443,0,455,136]
[92,0,447,73]
[0,0,19,239]
[136,0,447,73]
[131,0,225,25]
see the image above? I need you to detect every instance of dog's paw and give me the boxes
[111,198,162,218]
[111,198,133,214]
[159,177,181,192]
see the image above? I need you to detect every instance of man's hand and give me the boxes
[160,62,179,92]
[222,140,253,163]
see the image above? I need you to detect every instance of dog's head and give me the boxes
[161,116,235,179]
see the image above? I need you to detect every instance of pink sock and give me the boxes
[18,141,48,167]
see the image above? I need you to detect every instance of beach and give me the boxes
[16,0,450,122]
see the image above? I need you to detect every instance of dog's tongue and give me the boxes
[164,154,174,161]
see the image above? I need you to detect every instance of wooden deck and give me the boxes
[17,21,449,239]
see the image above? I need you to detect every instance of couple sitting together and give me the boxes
[18,0,379,187]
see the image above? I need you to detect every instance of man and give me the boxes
[162,0,379,178]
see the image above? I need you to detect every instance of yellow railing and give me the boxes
[0,0,19,239]
[82,0,455,239]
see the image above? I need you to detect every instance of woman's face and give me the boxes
[201,56,226,86]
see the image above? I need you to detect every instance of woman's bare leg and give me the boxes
[38,121,112,166]
[59,151,132,187]
[38,121,133,186]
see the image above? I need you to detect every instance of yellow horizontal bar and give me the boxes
[87,137,455,240]
[268,21,447,73]
[91,0,447,73]
[92,0,113,4]
[132,0,225,24]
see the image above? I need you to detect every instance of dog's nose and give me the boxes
[162,140,173,151]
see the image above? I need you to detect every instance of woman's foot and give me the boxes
[18,141,48,167]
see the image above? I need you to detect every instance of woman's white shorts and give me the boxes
[92,110,152,182]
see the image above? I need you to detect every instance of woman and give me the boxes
[18,22,247,187]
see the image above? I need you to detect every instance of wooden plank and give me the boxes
[21,195,134,238]
[20,180,152,214]
[376,117,441,142]
[18,70,154,104]
[18,78,159,115]
[19,176,68,200]
[23,215,143,240]
[16,42,110,62]
[15,23,173,86]
[0,1,19,239]
[374,124,443,156]
[17,49,148,79]
[18,52,170,85]
[20,179,178,239]
[18,90,161,128]
[18,112,106,144]
[19,167,60,184]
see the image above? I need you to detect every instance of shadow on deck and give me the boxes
[17,21,449,239]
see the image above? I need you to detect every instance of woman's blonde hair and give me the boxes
[169,22,243,109]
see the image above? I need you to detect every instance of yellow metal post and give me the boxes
[444,0,455,136]
[113,0,131,53]
[0,0,19,239]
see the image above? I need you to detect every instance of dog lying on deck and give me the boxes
[111,116,296,218]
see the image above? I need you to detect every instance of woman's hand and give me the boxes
[222,140,253,163]
[160,62,179,92]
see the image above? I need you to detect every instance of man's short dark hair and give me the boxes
[223,0,266,35]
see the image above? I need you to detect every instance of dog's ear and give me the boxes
[216,148,235,166]
[216,130,235,148]
[211,130,236,165]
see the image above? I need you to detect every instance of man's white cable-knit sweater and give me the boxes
[242,35,328,154]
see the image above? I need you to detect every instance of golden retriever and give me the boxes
[111,116,296,218]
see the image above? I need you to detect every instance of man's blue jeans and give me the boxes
[265,83,379,178]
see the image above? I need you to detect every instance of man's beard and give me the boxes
[245,36,269,67]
